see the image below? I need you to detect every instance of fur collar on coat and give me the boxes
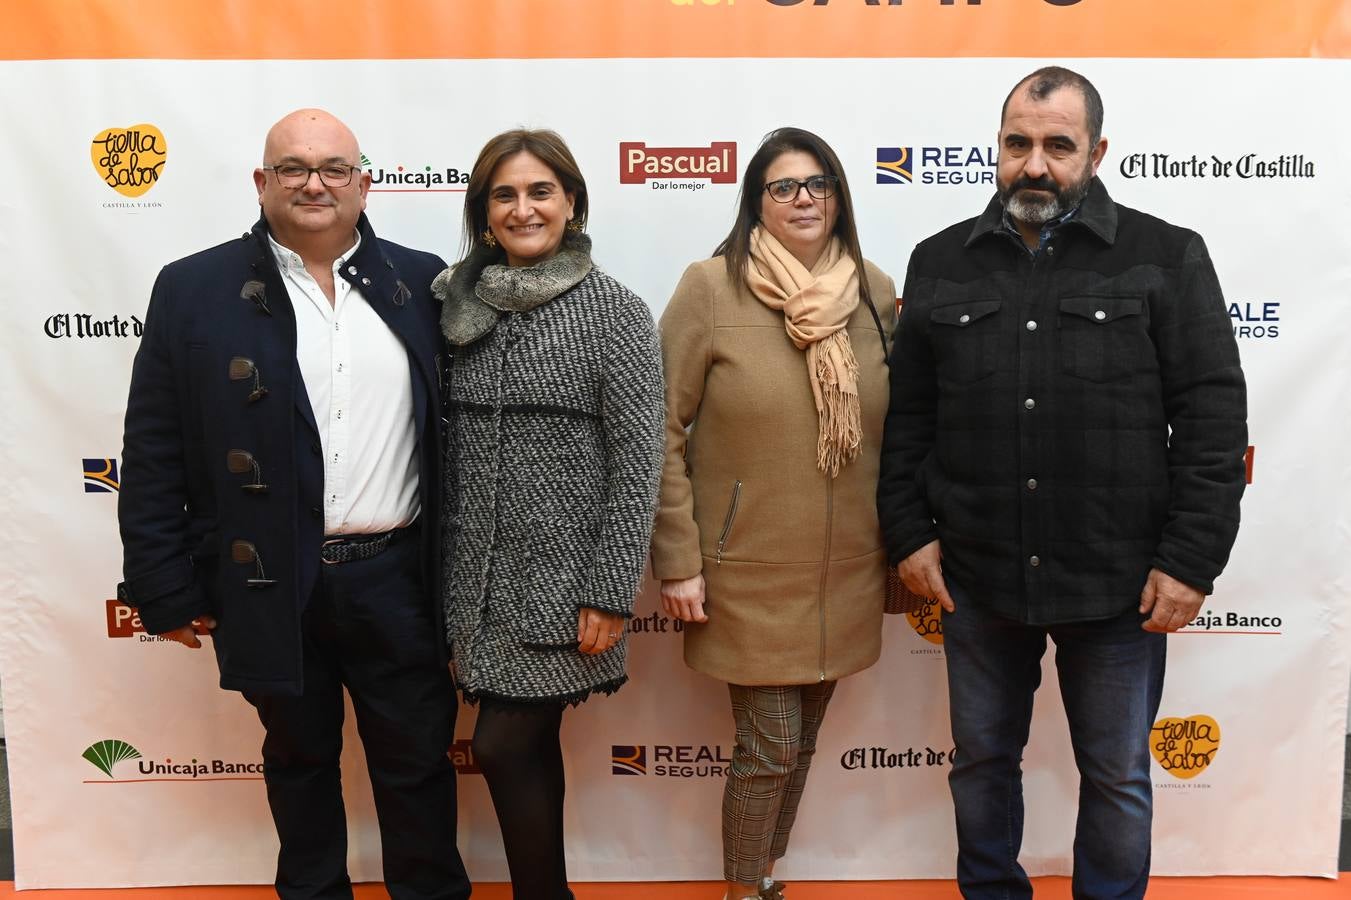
[432,232,594,346]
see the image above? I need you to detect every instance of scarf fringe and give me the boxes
[812,332,863,477]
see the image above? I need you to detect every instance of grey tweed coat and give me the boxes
[435,238,665,704]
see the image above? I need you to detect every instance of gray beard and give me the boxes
[1001,170,1094,227]
[1005,189,1064,226]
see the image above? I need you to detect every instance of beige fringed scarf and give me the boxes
[746,226,862,477]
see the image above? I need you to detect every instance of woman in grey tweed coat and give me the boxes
[434,129,664,900]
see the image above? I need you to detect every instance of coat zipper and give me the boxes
[816,476,833,681]
[715,479,742,566]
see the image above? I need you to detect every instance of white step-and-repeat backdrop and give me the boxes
[2,0,1350,889]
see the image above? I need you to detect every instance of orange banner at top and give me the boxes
[4,0,1351,60]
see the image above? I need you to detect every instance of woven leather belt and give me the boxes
[321,528,400,565]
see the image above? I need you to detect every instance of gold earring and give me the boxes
[566,219,583,234]
[481,229,497,248]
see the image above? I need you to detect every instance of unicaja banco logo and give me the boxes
[612,744,647,775]
[84,458,120,493]
[82,739,143,778]
[91,124,166,198]
[362,152,470,192]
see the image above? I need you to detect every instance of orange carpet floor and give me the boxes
[3,879,1351,898]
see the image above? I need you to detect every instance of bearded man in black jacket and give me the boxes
[878,68,1246,900]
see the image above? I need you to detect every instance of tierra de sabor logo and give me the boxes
[908,597,944,647]
[91,124,167,198]
[1151,714,1221,780]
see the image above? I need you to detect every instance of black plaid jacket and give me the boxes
[877,178,1247,624]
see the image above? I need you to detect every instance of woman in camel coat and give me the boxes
[650,126,895,900]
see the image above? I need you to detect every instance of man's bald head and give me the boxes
[262,108,360,167]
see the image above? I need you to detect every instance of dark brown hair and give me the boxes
[460,128,589,259]
[714,127,871,313]
[1001,66,1105,145]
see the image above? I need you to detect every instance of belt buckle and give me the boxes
[321,537,347,565]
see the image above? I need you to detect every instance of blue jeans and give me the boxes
[943,587,1166,900]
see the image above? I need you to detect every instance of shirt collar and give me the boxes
[1000,204,1078,255]
[267,229,362,274]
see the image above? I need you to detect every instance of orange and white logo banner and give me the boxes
[2,3,1349,891]
[4,0,1351,60]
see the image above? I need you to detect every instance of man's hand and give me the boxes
[1139,568,1205,632]
[660,574,708,623]
[577,607,626,655]
[160,616,217,649]
[898,540,955,613]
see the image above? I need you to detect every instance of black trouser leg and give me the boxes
[473,698,571,900]
[247,526,469,900]
[245,607,351,900]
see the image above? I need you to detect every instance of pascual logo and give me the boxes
[84,458,120,493]
[619,142,737,191]
[611,744,647,775]
[46,313,144,340]
[80,739,263,783]
[449,739,482,775]
[877,145,994,187]
[1151,714,1221,784]
[362,153,470,193]
[106,599,212,641]
[1230,301,1280,340]
[91,124,166,204]
[609,744,730,777]
[840,744,955,771]
[1119,152,1314,180]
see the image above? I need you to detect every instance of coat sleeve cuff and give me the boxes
[121,582,209,634]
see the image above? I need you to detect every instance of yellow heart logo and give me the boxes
[907,598,944,645]
[91,124,167,198]
[1150,714,1221,780]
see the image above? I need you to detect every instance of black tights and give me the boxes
[472,697,573,900]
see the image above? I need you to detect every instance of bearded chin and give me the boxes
[1005,190,1063,225]
[1001,167,1095,227]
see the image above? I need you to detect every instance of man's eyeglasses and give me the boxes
[263,163,361,189]
[764,175,839,204]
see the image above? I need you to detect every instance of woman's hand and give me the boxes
[577,607,627,655]
[661,574,708,623]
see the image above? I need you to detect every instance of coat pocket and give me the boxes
[521,522,584,649]
[715,479,742,566]
[1058,294,1150,383]
[929,299,1002,384]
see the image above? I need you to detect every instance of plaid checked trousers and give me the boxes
[723,681,837,883]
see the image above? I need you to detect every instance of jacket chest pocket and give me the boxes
[1058,294,1150,383]
[929,299,1002,385]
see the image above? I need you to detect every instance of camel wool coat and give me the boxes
[651,256,896,686]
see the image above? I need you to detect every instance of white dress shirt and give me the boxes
[269,232,420,536]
